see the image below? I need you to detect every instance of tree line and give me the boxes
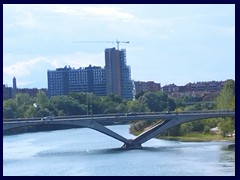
[130,80,235,137]
[3,80,235,136]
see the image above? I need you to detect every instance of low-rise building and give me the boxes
[3,84,12,100]
[134,81,161,95]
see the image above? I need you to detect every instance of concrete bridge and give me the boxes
[3,110,235,149]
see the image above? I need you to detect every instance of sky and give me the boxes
[3,4,235,89]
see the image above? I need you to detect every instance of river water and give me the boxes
[3,125,235,176]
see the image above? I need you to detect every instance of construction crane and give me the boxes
[72,39,130,50]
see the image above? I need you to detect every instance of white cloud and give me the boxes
[3,4,234,88]
[5,9,36,29]
[3,52,105,77]
[3,57,46,77]
[49,51,104,69]
[17,81,33,87]
[52,5,135,21]
[53,5,76,14]
[3,51,106,88]
[82,6,135,19]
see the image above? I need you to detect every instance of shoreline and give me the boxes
[157,134,235,150]
[157,134,234,142]
[131,130,234,143]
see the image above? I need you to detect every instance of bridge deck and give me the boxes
[3,111,235,148]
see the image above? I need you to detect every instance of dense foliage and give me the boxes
[3,80,235,137]
[3,92,151,119]
[130,80,235,137]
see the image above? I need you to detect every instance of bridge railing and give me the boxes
[3,109,234,122]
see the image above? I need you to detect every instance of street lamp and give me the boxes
[86,94,89,116]
[167,94,170,113]
[90,93,93,119]
[167,101,169,112]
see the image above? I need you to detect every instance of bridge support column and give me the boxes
[121,139,142,149]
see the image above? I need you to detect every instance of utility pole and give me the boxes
[87,93,93,119]
[91,93,93,119]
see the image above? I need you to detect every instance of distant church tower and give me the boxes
[12,77,17,98]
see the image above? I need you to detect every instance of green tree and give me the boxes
[10,93,34,118]
[50,95,84,116]
[216,80,235,110]
[38,108,52,117]
[16,93,33,107]
[163,125,181,136]
[106,94,122,104]
[219,118,234,136]
[126,100,149,112]
[138,91,170,112]
[3,99,18,118]
[116,103,127,113]
[24,106,39,118]
[215,80,235,136]
[135,90,145,99]
[180,123,193,135]
[35,91,49,108]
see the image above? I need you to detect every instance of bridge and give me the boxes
[3,110,235,149]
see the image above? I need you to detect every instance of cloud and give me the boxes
[82,6,135,20]
[3,4,180,40]
[3,51,106,88]
[3,4,234,88]
[3,57,46,77]
[3,52,105,77]
[53,5,76,14]
[49,52,105,69]
[4,9,36,29]
[52,5,135,20]
[17,81,33,87]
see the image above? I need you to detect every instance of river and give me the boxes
[3,125,235,176]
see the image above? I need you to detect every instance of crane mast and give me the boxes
[115,40,129,50]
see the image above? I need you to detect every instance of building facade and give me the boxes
[3,84,12,100]
[47,65,106,97]
[162,81,226,98]
[3,77,17,100]
[105,48,133,99]
[134,81,161,95]
[162,83,178,93]
[17,88,47,97]
[181,81,225,92]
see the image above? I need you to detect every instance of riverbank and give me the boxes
[3,124,80,136]
[157,133,234,142]
[131,130,234,142]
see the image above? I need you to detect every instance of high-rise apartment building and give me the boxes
[105,48,133,100]
[47,65,106,97]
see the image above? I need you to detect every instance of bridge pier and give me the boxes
[121,139,142,149]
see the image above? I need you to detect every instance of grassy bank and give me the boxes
[157,133,234,142]
[131,130,234,142]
